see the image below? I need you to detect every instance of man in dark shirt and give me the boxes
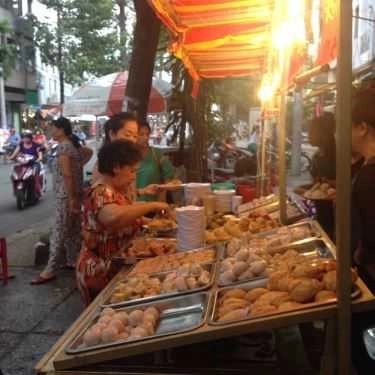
[350,89,375,374]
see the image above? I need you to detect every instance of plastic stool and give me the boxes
[0,238,9,285]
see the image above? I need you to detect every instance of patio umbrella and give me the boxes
[63,71,171,117]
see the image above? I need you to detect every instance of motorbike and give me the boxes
[10,154,46,210]
[208,142,257,182]
[1,142,17,163]
[46,141,58,174]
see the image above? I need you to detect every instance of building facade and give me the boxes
[0,0,37,131]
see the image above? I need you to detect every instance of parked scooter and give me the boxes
[10,154,46,210]
[208,141,257,182]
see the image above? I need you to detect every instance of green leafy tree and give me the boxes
[0,20,16,79]
[34,0,128,89]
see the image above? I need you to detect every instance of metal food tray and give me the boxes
[267,237,335,258]
[142,222,178,233]
[221,221,321,259]
[267,201,307,222]
[111,238,178,265]
[245,195,278,210]
[254,220,321,240]
[209,278,362,326]
[240,197,306,221]
[127,237,178,256]
[218,237,335,287]
[66,292,211,355]
[101,262,217,309]
[129,246,218,276]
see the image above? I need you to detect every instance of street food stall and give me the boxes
[36,1,375,374]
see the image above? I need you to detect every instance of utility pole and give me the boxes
[0,67,7,129]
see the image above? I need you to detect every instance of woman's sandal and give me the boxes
[30,275,56,285]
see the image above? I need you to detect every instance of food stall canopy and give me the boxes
[149,0,275,84]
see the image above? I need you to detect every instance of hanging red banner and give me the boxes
[316,0,338,65]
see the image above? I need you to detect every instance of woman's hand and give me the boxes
[139,184,160,196]
[151,202,169,213]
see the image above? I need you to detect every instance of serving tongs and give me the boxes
[160,304,204,318]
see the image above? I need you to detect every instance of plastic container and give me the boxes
[237,184,257,203]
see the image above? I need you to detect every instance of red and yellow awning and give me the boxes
[149,0,275,81]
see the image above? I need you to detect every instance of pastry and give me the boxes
[245,288,268,302]
[288,278,322,303]
[315,290,336,302]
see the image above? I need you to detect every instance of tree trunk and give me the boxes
[125,0,160,122]
[117,0,127,69]
[57,7,64,106]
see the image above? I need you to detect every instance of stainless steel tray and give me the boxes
[267,201,307,223]
[124,237,178,258]
[267,237,335,258]
[237,194,278,215]
[66,292,211,355]
[209,279,361,326]
[218,237,335,287]
[222,221,322,259]
[129,246,218,276]
[101,262,217,308]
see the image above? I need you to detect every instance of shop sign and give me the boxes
[315,0,339,66]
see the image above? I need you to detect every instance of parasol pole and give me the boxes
[335,0,353,374]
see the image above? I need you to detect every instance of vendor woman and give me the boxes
[136,121,179,201]
[92,112,158,199]
[76,140,168,305]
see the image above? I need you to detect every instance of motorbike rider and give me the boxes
[6,128,20,147]
[9,132,43,194]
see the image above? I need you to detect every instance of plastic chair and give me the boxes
[0,238,9,285]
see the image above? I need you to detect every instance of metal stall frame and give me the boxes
[276,1,354,374]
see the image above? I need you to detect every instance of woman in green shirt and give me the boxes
[137,121,176,201]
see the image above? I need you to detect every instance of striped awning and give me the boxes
[148,0,274,81]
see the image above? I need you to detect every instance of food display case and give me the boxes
[35,221,375,375]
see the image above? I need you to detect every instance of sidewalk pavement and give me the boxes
[0,220,83,375]
[0,139,99,375]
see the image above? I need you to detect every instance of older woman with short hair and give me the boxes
[76,140,168,305]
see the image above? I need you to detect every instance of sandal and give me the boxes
[30,275,56,285]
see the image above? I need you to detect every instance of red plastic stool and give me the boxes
[0,238,9,285]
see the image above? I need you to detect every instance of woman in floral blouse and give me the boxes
[76,140,168,305]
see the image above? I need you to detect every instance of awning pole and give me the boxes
[260,117,267,195]
[278,51,291,225]
[336,0,353,374]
